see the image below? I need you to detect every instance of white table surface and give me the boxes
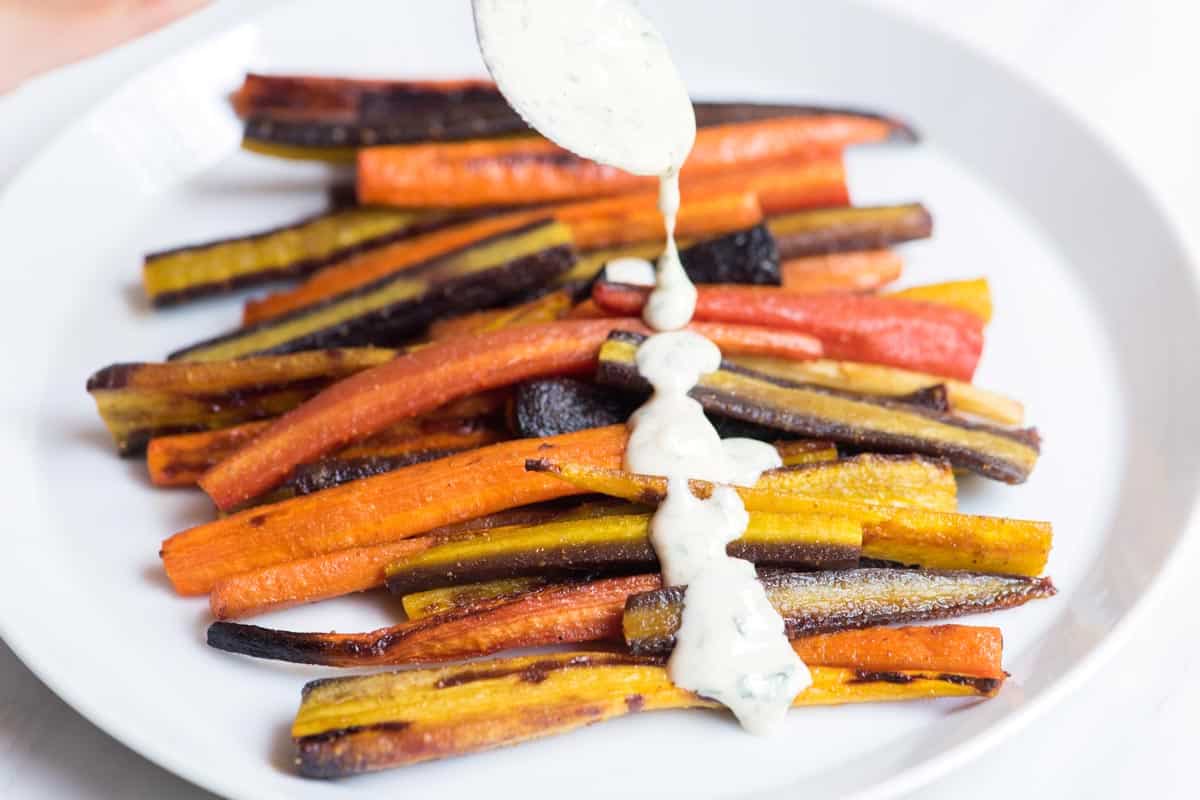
[2,2,1197,797]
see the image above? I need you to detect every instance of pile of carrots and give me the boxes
[83,73,1054,777]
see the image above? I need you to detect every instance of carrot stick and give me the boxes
[557,189,763,250]
[793,625,1004,679]
[166,426,629,595]
[427,290,572,341]
[780,249,903,293]
[209,539,435,620]
[210,560,1003,680]
[209,507,574,619]
[242,192,762,325]
[209,574,659,657]
[685,157,850,214]
[357,117,892,207]
[241,211,546,325]
[147,421,270,487]
[198,320,821,510]
[592,282,984,381]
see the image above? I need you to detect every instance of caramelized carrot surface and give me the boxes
[593,282,984,381]
[166,427,631,595]
[780,249,903,293]
[358,117,891,207]
[198,320,820,510]
[209,539,434,620]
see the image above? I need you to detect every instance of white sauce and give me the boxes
[474,0,808,733]
[603,256,657,287]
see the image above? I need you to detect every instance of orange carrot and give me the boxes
[241,211,546,325]
[593,282,983,381]
[210,574,660,658]
[357,117,892,207]
[243,192,762,325]
[686,157,850,214]
[780,249,903,293]
[209,539,435,620]
[793,625,1005,679]
[558,190,763,250]
[166,426,631,595]
[147,421,271,488]
[427,290,573,341]
[148,416,506,488]
[209,507,572,619]
[198,320,821,510]
[565,299,609,319]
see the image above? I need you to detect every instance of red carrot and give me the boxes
[592,282,983,381]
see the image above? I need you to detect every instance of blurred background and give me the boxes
[1,1,1197,797]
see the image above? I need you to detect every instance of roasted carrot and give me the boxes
[565,299,609,319]
[232,74,498,119]
[793,625,1004,679]
[209,506,577,619]
[685,158,850,215]
[427,290,573,341]
[556,189,763,250]
[890,277,993,323]
[198,320,821,510]
[241,211,546,325]
[357,117,891,207]
[780,249,903,293]
[209,539,435,620]
[242,192,760,325]
[592,282,984,381]
[210,557,1000,678]
[147,421,270,487]
[148,415,506,488]
[209,574,658,660]
[165,427,631,595]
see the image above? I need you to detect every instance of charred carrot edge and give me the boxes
[208,506,573,620]
[795,625,1003,679]
[290,654,996,777]
[527,460,1053,577]
[427,290,573,341]
[592,282,984,381]
[197,320,821,510]
[890,278,993,323]
[166,426,631,595]
[357,118,888,207]
[209,574,658,663]
[232,74,501,118]
[780,249,903,293]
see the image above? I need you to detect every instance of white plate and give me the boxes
[1,1,1198,798]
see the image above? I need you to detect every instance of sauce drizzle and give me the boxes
[474,0,808,733]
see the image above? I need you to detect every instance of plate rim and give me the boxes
[1,2,1199,799]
